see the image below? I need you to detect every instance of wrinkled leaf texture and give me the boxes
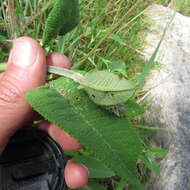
[73,154,115,178]
[42,0,79,46]
[47,67,135,106]
[84,87,134,106]
[26,77,143,190]
[85,70,134,91]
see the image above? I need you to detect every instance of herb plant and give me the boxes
[0,0,174,189]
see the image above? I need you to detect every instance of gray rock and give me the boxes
[142,4,190,190]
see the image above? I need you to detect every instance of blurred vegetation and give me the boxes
[1,0,188,74]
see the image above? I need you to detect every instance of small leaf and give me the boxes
[147,148,168,158]
[80,181,106,190]
[59,0,79,35]
[124,100,144,119]
[42,0,79,46]
[85,70,134,91]
[73,154,115,178]
[102,100,144,118]
[0,34,6,43]
[140,155,160,176]
[115,180,127,190]
[107,60,126,71]
[109,34,125,45]
[84,88,134,106]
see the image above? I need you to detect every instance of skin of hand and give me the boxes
[0,36,89,189]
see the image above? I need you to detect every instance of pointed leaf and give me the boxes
[26,78,143,189]
[59,0,79,35]
[146,148,168,158]
[124,100,144,119]
[140,155,160,176]
[73,154,115,178]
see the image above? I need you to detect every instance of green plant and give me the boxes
[25,1,175,190]
[0,0,176,189]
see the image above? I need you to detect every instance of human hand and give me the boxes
[0,37,89,189]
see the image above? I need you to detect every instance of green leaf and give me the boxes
[139,155,160,176]
[59,0,79,35]
[124,100,144,119]
[26,77,144,190]
[0,34,6,43]
[85,70,134,91]
[101,100,144,118]
[133,12,176,87]
[109,34,125,45]
[146,148,168,158]
[115,180,127,190]
[84,88,134,106]
[135,125,169,131]
[73,154,115,178]
[42,0,79,46]
[48,67,134,98]
[80,181,106,190]
[107,60,126,71]
[103,104,126,118]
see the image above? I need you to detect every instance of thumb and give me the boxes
[0,37,46,150]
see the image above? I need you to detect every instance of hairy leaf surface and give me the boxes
[26,78,143,189]
[73,154,115,178]
[42,0,79,46]
[84,87,134,106]
[85,70,134,91]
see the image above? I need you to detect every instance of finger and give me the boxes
[31,111,43,122]
[39,122,82,151]
[0,73,4,81]
[47,52,71,69]
[65,160,89,189]
[0,37,46,150]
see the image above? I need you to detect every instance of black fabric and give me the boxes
[0,127,67,190]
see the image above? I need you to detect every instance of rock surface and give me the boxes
[142,4,190,190]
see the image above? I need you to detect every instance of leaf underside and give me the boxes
[26,77,143,189]
[84,87,134,106]
[85,70,134,91]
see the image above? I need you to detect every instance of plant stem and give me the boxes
[48,65,87,85]
[72,0,143,70]
[8,0,18,39]
[0,64,7,72]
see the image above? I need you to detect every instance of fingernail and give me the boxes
[8,38,38,68]
[81,164,90,175]
[68,160,90,175]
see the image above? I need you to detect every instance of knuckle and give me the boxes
[0,79,22,105]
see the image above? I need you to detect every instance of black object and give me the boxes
[0,127,67,190]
